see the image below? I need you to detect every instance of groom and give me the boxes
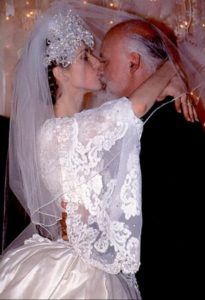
[99,19,204,300]
[99,19,197,122]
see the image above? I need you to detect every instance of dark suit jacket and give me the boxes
[137,100,204,300]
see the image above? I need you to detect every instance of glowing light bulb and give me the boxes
[109,20,114,24]
[83,0,87,4]
[109,2,114,7]
[202,23,205,28]
[26,13,31,18]
[26,1,30,5]
[6,16,10,21]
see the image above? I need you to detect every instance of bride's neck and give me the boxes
[54,87,84,118]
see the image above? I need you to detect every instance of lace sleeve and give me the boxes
[38,98,144,275]
[66,98,144,275]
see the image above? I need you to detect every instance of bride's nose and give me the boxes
[91,56,101,69]
[97,61,104,76]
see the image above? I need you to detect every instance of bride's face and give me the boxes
[67,44,102,91]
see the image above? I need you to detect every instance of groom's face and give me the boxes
[100,34,133,97]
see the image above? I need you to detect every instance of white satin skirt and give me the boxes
[0,235,141,299]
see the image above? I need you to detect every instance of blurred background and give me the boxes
[0,0,205,117]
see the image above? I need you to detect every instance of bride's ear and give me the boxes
[52,66,69,82]
[129,52,140,73]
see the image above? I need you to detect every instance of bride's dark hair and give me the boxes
[46,39,58,105]
[47,62,58,105]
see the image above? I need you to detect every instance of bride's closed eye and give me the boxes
[80,51,89,61]
[80,48,91,61]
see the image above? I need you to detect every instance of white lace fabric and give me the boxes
[38,97,143,275]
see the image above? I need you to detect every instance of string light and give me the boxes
[109,1,120,9]
[179,20,189,29]
[26,1,30,5]
[6,16,10,21]
[109,20,114,24]
[83,1,87,4]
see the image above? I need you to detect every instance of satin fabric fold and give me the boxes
[0,235,140,299]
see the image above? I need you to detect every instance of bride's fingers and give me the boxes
[175,95,199,122]
[181,95,191,121]
[192,106,199,121]
[187,100,195,122]
[174,98,182,113]
[188,92,200,121]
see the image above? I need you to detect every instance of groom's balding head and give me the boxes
[100,19,168,97]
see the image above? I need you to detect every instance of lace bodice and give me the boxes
[38,98,143,274]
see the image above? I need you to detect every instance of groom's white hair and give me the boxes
[105,19,169,73]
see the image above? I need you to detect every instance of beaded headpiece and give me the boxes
[44,10,95,67]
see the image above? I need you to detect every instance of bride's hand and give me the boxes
[156,75,199,122]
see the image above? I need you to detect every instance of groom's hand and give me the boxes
[156,75,199,122]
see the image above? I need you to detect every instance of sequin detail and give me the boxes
[44,10,94,67]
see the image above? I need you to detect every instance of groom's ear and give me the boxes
[129,52,140,73]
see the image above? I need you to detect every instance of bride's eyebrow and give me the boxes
[85,47,92,53]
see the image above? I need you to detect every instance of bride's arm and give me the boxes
[129,60,176,117]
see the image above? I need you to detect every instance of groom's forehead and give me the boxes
[100,34,122,56]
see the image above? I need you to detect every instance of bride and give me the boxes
[0,2,177,299]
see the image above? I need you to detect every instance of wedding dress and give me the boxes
[0,98,143,299]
